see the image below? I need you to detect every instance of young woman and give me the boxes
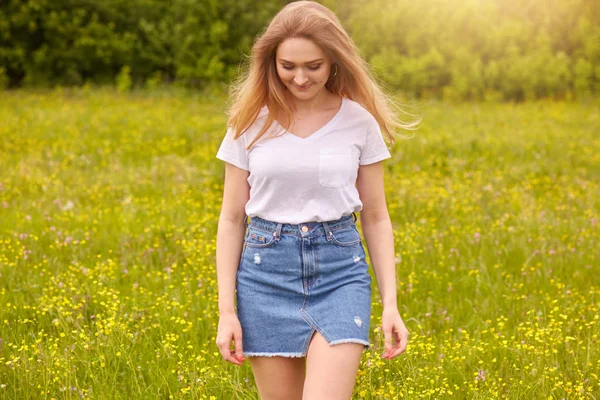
[215,1,419,398]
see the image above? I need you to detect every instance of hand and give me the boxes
[216,312,245,366]
[380,308,409,359]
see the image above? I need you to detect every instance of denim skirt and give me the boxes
[235,213,372,357]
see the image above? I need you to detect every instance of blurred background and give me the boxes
[1,0,599,101]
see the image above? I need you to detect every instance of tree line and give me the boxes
[1,0,598,101]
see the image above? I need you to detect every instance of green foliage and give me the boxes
[0,0,599,100]
[343,0,600,101]
[0,0,286,89]
[145,71,163,91]
[0,67,7,90]
[116,65,132,92]
[574,58,594,98]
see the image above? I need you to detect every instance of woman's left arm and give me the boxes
[356,161,409,359]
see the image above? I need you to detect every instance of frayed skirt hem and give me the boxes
[328,339,371,349]
[243,352,306,358]
[243,339,371,357]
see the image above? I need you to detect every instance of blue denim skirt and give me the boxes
[235,213,372,357]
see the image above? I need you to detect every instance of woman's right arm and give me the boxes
[215,162,250,365]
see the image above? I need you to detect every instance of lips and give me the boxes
[294,84,312,90]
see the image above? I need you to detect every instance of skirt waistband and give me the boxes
[246,212,357,238]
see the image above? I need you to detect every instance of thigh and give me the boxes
[302,331,363,400]
[249,356,306,400]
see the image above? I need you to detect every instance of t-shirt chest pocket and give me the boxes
[319,148,352,188]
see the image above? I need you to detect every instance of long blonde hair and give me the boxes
[226,0,421,150]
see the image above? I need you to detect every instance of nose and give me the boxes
[293,71,309,86]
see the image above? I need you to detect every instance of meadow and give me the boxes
[0,88,598,399]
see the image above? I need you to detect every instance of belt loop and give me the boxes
[321,221,333,241]
[274,222,283,241]
[245,214,250,226]
[352,212,357,223]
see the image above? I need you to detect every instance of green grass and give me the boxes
[0,88,598,399]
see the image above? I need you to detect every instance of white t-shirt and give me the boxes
[215,96,391,224]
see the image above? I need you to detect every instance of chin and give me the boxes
[291,93,318,101]
[289,86,325,98]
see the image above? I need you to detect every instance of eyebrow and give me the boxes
[278,58,324,64]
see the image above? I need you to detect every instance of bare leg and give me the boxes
[249,356,306,400]
[302,331,364,400]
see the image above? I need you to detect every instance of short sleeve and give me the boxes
[216,127,249,171]
[359,117,391,165]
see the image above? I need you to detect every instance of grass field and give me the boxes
[0,88,598,399]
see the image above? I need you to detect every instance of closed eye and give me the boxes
[282,65,322,71]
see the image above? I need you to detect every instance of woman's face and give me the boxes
[275,37,333,101]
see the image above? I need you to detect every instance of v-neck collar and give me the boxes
[275,96,346,143]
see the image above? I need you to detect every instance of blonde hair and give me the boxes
[226,0,421,150]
